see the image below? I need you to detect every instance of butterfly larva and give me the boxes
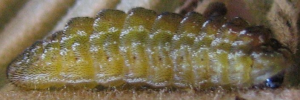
[7,6,293,90]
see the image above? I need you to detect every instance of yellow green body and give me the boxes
[7,8,292,90]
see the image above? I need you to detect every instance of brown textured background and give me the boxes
[0,0,299,99]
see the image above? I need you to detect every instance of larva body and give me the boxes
[7,7,292,90]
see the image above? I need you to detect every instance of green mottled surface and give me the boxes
[6,8,292,90]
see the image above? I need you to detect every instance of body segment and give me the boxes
[7,7,292,90]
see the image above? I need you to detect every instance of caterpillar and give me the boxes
[7,4,293,90]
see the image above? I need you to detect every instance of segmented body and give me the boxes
[7,7,292,90]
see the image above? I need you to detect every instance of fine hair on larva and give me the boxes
[6,3,293,90]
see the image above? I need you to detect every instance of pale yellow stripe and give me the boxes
[0,0,28,32]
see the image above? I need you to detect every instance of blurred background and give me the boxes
[0,0,299,90]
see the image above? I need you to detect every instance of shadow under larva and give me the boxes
[6,2,294,90]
